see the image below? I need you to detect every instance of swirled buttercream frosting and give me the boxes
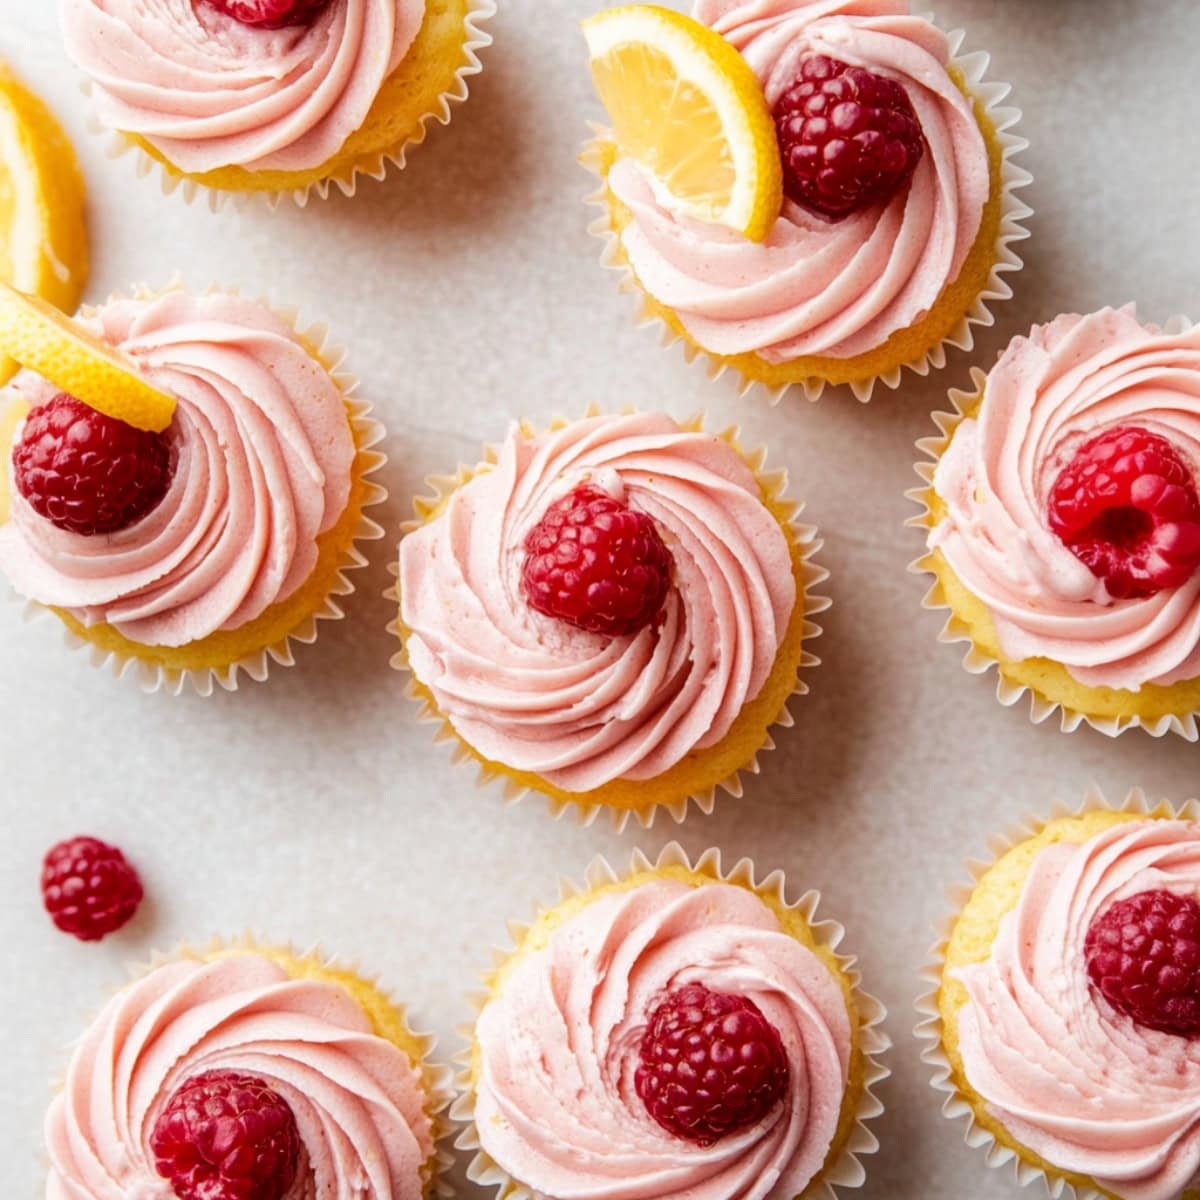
[604,0,990,362]
[61,0,425,173]
[473,876,852,1200]
[0,291,356,648]
[398,412,796,792]
[929,307,1200,692]
[954,818,1200,1200]
[45,953,435,1199]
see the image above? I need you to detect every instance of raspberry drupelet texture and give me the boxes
[12,393,172,537]
[521,483,671,636]
[1048,426,1200,600]
[198,0,331,28]
[41,835,143,942]
[1084,889,1200,1037]
[635,981,790,1145]
[151,1070,302,1200]
[773,55,925,220]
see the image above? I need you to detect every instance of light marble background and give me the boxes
[2,1,1199,1196]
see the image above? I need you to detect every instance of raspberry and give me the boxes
[521,483,670,636]
[1084,889,1200,1036]
[41,836,143,942]
[773,55,925,220]
[634,982,789,1145]
[1047,426,1200,599]
[13,393,172,536]
[151,1071,301,1200]
[198,0,331,28]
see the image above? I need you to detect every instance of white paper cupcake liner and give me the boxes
[385,410,829,831]
[44,935,457,1199]
[914,786,1200,1200]
[582,27,1032,404]
[452,841,891,1200]
[906,317,1200,742]
[3,281,387,698]
[82,0,495,211]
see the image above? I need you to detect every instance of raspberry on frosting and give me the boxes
[198,0,332,29]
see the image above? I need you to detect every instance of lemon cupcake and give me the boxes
[913,306,1200,740]
[391,410,826,828]
[0,64,88,379]
[582,1,1030,402]
[61,0,495,206]
[0,282,385,694]
[45,940,451,1198]
[920,790,1200,1200]
[456,842,889,1200]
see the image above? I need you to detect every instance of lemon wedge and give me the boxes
[0,283,176,433]
[583,4,782,242]
[0,66,89,382]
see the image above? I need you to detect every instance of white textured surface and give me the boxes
[2,2,1199,1198]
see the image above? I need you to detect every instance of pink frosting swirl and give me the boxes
[44,954,435,1199]
[929,307,1200,691]
[60,0,424,173]
[474,877,852,1200]
[0,291,355,648]
[954,819,1200,1200]
[605,0,990,362]
[398,412,796,792]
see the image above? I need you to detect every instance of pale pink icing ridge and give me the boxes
[605,0,989,362]
[0,291,355,648]
[929,306,1200,692]
[44,954,435,1200]
[60,0,424,173]
[398,412,796,792]
[954,819,1200,1200]
[473,877,851,1200]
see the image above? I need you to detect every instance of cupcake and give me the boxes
[392,410,826,827]
[456,842,889,1200]
[582,1,1030,402]
[913,306,1200,739]
[0,283,385,694]
[61,0,495,205]
[45,941,450,1198]
[920,792,1200,1200]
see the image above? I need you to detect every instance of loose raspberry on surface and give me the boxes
[151,1070,302,1200]
[1047,426,1200,600]
[521,483,671,636]
[1084,889,1200,1036]
[41,836,143,943]
[197,0,331,29]
[635,981,789,1145]
[13,393,172,536]
[772,55,925,220]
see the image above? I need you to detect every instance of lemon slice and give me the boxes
[0,283,176,432]
[0,66,89,382]
[583,4,782,242]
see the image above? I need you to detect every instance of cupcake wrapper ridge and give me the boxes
[452,841,890,1200]
[906,320,1200,741]
[583,29,1032,404]
[386,408,829,830]
[913,786,1200,1200]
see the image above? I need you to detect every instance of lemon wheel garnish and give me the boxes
[583,4,782,243]
[0,283,176,432]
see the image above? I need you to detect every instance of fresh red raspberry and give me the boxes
[1084,889,1200,1036]
[41,836,143,942]
[151,1071,302,1200]
[635,982,789,1145]
[1047,426,1200,599]
[521,483,670,636]
[773,55,925,220]
[198,0,331,28]
[13,393,172,536]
